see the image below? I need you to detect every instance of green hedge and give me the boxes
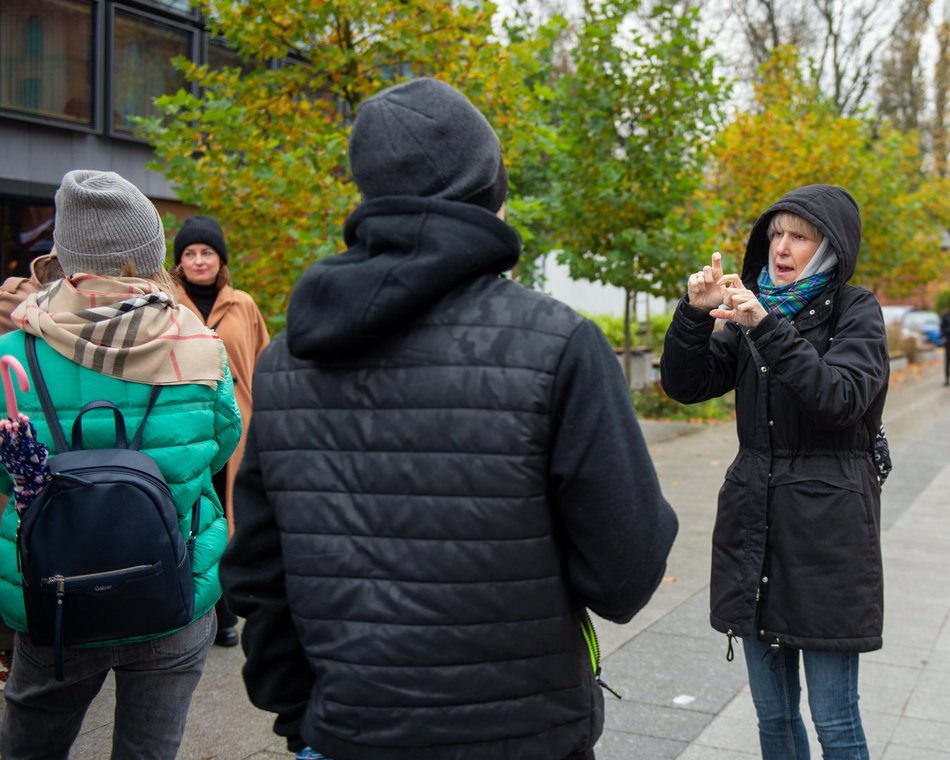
[582,311,735,420]
[632,382,735,421]
[582,312,673,352]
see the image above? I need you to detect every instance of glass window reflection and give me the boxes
[0,0,94,125]
[112,9,191,134]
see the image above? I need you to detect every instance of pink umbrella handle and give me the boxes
[0,355,30,420]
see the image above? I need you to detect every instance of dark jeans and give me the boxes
[215,597,238,629]
[211,466,238,630]
[1,610,215,760]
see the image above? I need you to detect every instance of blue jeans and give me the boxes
[1,609,215,760]
[743,638,869,760]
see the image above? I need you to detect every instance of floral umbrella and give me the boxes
[0,355,49,514]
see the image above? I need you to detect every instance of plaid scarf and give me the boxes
[756,267,836,320]
[11,275,224,387]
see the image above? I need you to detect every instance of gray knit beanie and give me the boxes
[348,78,508,212]
[53,170,167,277]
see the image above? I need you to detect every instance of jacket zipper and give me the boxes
[581,611,622,699]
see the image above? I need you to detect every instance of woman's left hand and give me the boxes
[709,275,768,329]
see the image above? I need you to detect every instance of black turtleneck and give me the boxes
[184,280,219,323]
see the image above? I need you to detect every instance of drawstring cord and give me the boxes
[765,639,781,671]
[725,630,736,662]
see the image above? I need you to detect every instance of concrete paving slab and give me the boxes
[881,747,949,760]
[888,715,950,751]
[604,699,712,742]
[678,746,758,760]
[596,727,688,759]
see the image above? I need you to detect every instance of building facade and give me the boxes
[0,0,236,278]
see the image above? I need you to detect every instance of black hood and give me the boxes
[740,184,861,289]
[286,196,521,357]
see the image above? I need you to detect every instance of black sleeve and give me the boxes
[548,318,678,623]
[219,420,310,753]
[660,298,742,403]
[750,290,889,428]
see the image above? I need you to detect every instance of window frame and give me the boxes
[105,1,198,143]
[0,0,103,134]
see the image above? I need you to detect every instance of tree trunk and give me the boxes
[623,287,633,384]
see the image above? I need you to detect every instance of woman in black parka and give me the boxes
[661,185,888,760]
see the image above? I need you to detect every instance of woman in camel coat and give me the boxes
[172,215,269,647]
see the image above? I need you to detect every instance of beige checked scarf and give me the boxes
[12,275,224,387]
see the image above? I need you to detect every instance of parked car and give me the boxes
[880,304,915,325]
[901,310,942,346]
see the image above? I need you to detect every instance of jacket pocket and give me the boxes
[761,460,882,641]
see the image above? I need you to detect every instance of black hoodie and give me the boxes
[222,197,677,759]
[661,184,888,652]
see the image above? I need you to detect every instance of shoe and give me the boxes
[296,748,332,760]
[214,627,239,647]
[0,650,11,690]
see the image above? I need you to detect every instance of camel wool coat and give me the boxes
[174,283,269,529]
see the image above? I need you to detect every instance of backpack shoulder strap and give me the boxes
[128,386,162,451]
[25,333,69,453]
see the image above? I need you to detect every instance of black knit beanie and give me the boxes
[348,78,508,212]
[174,215,228,265]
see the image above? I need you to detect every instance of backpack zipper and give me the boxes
[49,466,173,497]
[41,563,159,591]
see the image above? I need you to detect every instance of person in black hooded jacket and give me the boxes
[940,305,950,385]
[219,77,678,760]
[661,185,888,760]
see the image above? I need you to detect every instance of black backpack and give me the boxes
[20,334,198,680]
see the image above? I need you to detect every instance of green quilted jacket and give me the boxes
[0,331,242,635]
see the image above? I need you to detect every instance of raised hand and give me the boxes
[687,252,733,312]
[710,276,768,329]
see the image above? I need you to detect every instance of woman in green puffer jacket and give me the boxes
[0,170,241,760]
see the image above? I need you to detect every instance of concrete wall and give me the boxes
[0,119,176,201]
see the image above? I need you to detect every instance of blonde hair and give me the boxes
[119,262,176,291]
[767,212,823,243]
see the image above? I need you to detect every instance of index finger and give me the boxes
[711,251,724,281]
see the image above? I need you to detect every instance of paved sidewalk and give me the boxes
[5,360,948,759]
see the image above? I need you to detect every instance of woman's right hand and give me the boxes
[687,252,735,312]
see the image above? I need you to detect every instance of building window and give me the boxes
[0,200,54,280]
[208,39,255,75]
[144,0,195,14]
[111,8,191,136]
[0,0,94,126]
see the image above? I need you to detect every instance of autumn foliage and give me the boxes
[141,5,950,331]
[141,0,547,328]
